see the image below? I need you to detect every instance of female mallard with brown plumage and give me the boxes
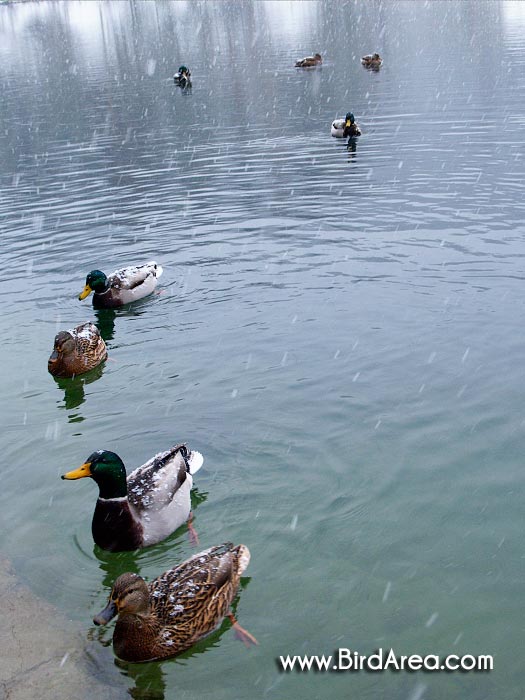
[48,322,107,378]
[61,444,203,552]
[94,543,257,662]
[295,53,322,68]
[361,53,382,70]
[78,261,163,308]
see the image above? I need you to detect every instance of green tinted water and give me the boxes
[0,2,523,698]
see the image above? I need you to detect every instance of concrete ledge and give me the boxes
[0,558,124,700]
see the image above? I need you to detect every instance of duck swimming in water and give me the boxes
[295,53,322,68]
[331,112,362,138]
[61,444,203,551]
[48,322,107,378]
[361,53,382,70]
[93,542,257,662]
[174,65,191,87]
[78,261,163,308]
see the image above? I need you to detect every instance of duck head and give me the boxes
[61,449,128,499]
[94,572,149,625]
[345,112,355,127]
[79,270,108,300]
[48,331,76,376]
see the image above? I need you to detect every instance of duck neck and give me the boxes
[94,473,128,500]
[95,282,111,295]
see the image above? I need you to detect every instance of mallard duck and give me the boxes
[295,53,322,68]
[94,543,257,662]
[61,444,203,552]
[174,65,191,86]
[331,112,362,138]
[78,261,163,308]
[48,322,107,378]
[361,53,382,70]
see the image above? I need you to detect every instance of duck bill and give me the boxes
[48,349,59,365]
[48,350,61,375]
[61,462,92,480]
[345,119,351,128]
[93,600,117,626]
[78,285,92,300]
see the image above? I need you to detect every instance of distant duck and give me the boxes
[174,65,191,86]
[78,261,163,308]
[48,322,107,378]
[93,542,257,662]
[361,53,382,70]
[331,112,362,138]
[295,53,322,68]
[61,444,203,552]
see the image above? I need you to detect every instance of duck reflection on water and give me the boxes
[52,362,106,413]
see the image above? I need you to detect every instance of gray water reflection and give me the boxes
[1,2,524,699]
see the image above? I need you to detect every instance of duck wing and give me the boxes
[70,322,104,353]
[127,444,190,514]
[108,262,163,292]
[70,322,107,370]
[150,543,246,620]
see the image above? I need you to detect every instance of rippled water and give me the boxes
[1,1,524,699]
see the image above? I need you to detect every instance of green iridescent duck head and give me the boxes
[78,270,108,300]
[61,450,127,499]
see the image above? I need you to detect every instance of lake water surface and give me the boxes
[0,2,524,699]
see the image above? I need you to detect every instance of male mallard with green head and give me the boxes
[48,322,107,378]
[61,444,203,551]
[174,65,191,86]
[331,112,362,138]
[94,543,257,662]
[78,261,163,308]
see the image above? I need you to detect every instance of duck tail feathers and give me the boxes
[236,544,251,574]
[188,450,203,475]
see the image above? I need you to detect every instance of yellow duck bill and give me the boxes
[61,462,92,480]
[78,285,92,300]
